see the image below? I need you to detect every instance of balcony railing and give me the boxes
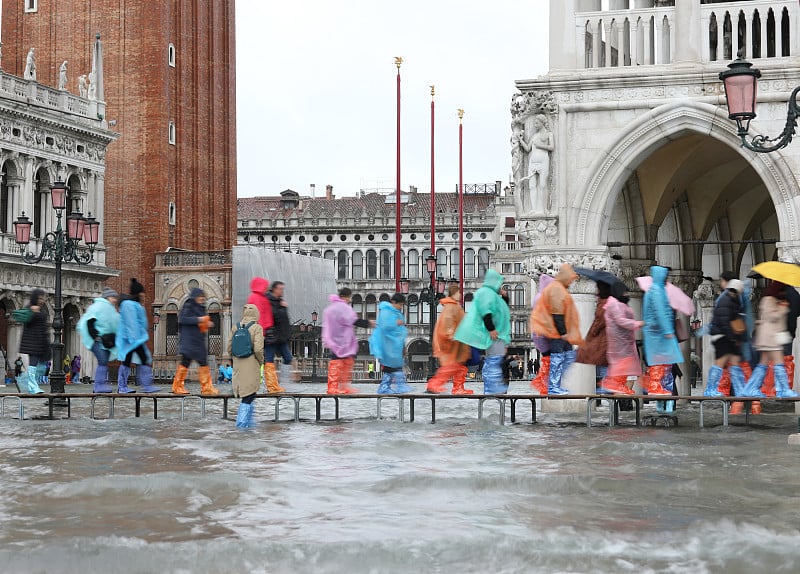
[155,250,232,268]
[0,71,100,120]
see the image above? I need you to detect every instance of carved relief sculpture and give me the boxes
[88,71,97,101]
[23,48,36,81]
[78,75,88,97]
[58,61,68,91]
[520,114,554,215]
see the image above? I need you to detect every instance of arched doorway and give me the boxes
[407,339,431,379]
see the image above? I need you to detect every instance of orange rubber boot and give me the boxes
[451,364,473,395]
[762,363,776,396]
[718,369,731,396]
[264,363,285,393]
[646,365,672,395]
[327,359,343,395]
[199,366,220,395]
[426,366,451,394]
[729,402,744,415]
[531,355,550,395]
[171,365,190,395]
[601,375,634,395]
[785,355,795,389]
[337,357,359,394]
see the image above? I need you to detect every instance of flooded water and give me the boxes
[1,383,799,573]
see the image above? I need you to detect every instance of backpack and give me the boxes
[231,322,256,358]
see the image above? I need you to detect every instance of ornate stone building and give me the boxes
[237,184,533,373]
[0,67,117,373]
[515,0,800,397]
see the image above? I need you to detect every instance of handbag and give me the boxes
[674,317,689,343]
[730,318,746,336]
[11,308,33,325]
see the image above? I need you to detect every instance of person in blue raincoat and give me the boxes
[369,293,413,394]
[454,269,511,394]
[641,265,683,396]
[116,278,159,393]
[76,287,120,393]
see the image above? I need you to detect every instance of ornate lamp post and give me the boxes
[719,58,800,153]
[13,181,101,399]
[310,310,320,383]
[400,256,444,378]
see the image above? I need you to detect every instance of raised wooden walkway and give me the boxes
[1,391,797,428]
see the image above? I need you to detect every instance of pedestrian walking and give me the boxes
[70,354,81,385]
[744,281,799,398]
[703,279,747,398]
[322,288,373,394]
[426,286,473,394]
[601,283,643,394]
[218,363,232,385]
[116,278,160,393]
[246,276,281,392]
[13,356,24,379]
[576,281,611,391]
[170,288,219,396]
[77,287,120,394]
[228,303,264,429]
[530,275,554,394]
[266,281,293,391]
[370,293,413,394]
[18,289,49,394]
[530,264,585,395]
[455,269,511,395]
[641,266,683,396]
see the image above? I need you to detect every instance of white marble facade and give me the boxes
[515,0,800,403]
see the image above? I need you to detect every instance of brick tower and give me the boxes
[1,1,237,300]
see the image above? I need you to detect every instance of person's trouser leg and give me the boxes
[92,342,113,393]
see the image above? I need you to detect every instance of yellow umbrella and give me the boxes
[750,262,800,287]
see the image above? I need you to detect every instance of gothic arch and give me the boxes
[575,100,799,248]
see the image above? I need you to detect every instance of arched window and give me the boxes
[379,293,391,302]
[449,248,460,280]
[477,248,490,278]
[324,250,335,260]
[464,248,475,279]
[781,7,790,57]
[366,294,377,320]
[207,303,222,356]
[407,249,420,279]
[380,250,392,279]
[751,10,761,59]
[421,248,431,273]
[723,11,733,60]
[767,8,776,58]
[709,12,718,61]
[165,303,179,356]
[513,285,526,308]
[421,299,431,326]
[366,250,377,279]
[436,248,447,279]
[352,250,363,280]
[337,251,349,279]
[407,294,419,324]
[351,295,363,318]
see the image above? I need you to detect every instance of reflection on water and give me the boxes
[0,389,799,574]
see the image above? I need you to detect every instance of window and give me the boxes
[379,293,391,302]
[436,248,447,279]
[165,304,179,355]
[323,250,335,261]
[505,217,515,228]
[421,300,431,326]
[366,250,377,279]
[450,248,460,280]
[513,285,525,308]
[407,249,419,279]
[351,295,363,318]
[478,248,490,278]
[502,263,513,274]
[168,121,176,145]
[514,263,523,274]
[25,0,37,12]
[168,202,176,226]
[380,250,392,279]
[407,295,419,324]
[208,305,222,356]
[337,251,349,279]
[365,295,377,321]
[464,249,475,278]
[513,320,527,336]
[168,43,176,67]
[352,250,363,280]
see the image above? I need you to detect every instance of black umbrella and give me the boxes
[574,267,629,291]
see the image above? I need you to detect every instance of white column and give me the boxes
[618,21,626,66]
[668,16,676,63]
[576,22,587,69]
[643,18,652,64]
[593,19,602,67]
[550,0,579,70]
[654,17,663,64]
[95,174,105,245]
[21,157,34,223]
[674,0,701,63]
[604,20,613,67]
[760,11,768,59]
[739,13,750,58]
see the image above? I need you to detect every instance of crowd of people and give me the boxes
[8,262,799,429]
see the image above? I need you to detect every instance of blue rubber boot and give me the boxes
[729,365,747,396]
[26,365,44,394]
[235,401,256,429]
[93,365,113,393]
[773,364,799,398]
[136,364,160,393]
[117,365,135,393]
[656,372,676,413]
[377,372,393,394]
[390,371,413,394]
[547,353,569,395]
[743,364,767,397]
[703,365,724,397]
[483,355,508,394]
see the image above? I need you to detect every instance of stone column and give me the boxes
[694,280,716,393]
[21,157,34,225]
[671,270,704,397]
[6,177,24,232]
[674,0,701,64]
[550,0,578,71]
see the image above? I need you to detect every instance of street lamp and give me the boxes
[719,58,800,153]
[405,255,443,379]
[13,181,101,400]
[310,310,320,383]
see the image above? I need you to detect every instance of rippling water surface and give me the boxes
[0,383,799,573]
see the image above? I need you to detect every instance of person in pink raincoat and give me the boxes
[321,288,374,395]
[601,282,644,394]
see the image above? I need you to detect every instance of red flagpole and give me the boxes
[458,109,464,304]
[430,85,435,261]
[395,57,403,292]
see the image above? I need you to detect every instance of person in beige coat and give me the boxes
[228,304,265,428]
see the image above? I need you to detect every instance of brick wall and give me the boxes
[2,0,237,303]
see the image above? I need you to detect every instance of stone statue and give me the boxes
[58,61,68,91]
[78,75,87,97]
[520,114,554,215]
[87,71,97,100]
[23,48,36,81]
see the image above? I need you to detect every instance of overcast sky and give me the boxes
[236,0,550,198]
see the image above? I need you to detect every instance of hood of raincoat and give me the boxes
[555,263,578,287]
[642,265,682,366]
[482,269,504,292]
[369,301,407,368]
[650,265,669,285]
[250,277,269,294]
[246,277,274,331]
[242,303,260,325]
[76,297,120,359]
[322,294,359,358]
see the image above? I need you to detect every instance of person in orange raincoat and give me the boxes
[530,264,585,395]
[426,286,473,395]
